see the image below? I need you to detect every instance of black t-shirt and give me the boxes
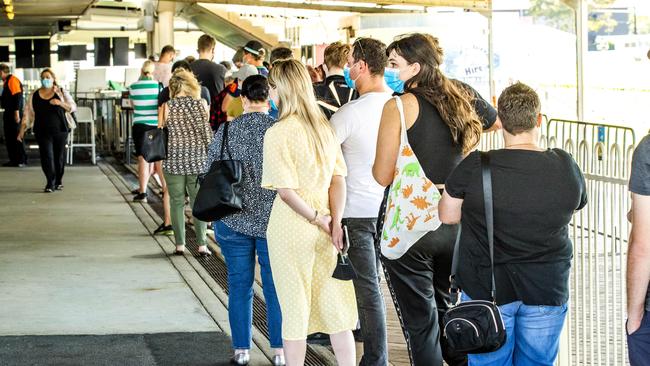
[158,86,210,107]
[407,84,496,184]
[314,75,358,120]
[32,92,68,135]
[445,149,587,306]
[190,59,227,100]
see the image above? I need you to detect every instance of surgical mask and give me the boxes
[41,78,53,89]
[269,98,278,112]
[343,64,361,90]
[384,68,405,94]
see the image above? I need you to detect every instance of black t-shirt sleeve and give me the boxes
[157,88,170,107]
[630,135,650,196]
[445,150,480,199]
[200,87,211,105]
[457,81,497,130]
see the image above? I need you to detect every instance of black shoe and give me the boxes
[133,192,147,203]
[197,248,212,257]
[55,184,63,191]
[153,223,173,236]
[131,188,140,195]
[44,187,53,193]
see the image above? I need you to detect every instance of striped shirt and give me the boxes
[130,77,161,126]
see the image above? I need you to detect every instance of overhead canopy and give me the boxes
[0,0,95,37]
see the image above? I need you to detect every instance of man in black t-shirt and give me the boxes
[190,34,226,125]
[440,82,587,366]
[626,134,650,366]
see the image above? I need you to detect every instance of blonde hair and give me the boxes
[169,69,201,99]
[324,42,350,69]
[141,60,155,75]
[269,59,335,165]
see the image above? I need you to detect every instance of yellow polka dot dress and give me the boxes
[262,116,358,340]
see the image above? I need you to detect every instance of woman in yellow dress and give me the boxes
[262,59,358,366]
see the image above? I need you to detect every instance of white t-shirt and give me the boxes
[153,62,172,87]
[330,91,393,218]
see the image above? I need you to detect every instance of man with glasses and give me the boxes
[329,38,391,365]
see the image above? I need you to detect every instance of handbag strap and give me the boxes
[219,121,233,160]
[481,152,497,302]
[449,151,497,304]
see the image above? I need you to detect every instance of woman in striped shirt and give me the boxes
[129,60,172,235]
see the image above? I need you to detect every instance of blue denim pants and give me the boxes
[214,221,283,349]
[628,310,650,366]
[462,294,567,366]
[342,217,388,366]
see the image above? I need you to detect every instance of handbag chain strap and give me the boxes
[449,151,497,304]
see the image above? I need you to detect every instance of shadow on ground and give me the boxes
[0,332,233,366]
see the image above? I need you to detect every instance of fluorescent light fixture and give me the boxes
[7,12,14,20]
[2,0,11,5]
[5,4,12,12]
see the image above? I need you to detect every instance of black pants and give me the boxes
[3,114,26,164]
[381,224,467,366]
[36,132,68,189]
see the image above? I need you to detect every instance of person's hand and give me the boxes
[315,214,332,236]
[628,313,644,335]
[49,98,62,107]
[331,221,344,252]
[17,133,23,142]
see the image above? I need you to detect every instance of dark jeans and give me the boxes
[3,115,26,164]
[36,132,68,189]
[342,217,387,366]
[380,223,466,366]
[628,310,650,366]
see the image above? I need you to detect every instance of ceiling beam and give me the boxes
[337,0,491,10]
[182,0,426,13]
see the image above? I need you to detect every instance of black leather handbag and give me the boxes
[442,152,507,354]
[192,122,243,222]
[332,225,358,281]
[141,128,167,163]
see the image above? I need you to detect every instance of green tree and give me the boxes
[527,0,618,34]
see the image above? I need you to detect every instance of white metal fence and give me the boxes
[479,118,637,366]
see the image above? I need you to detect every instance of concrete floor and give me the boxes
[0,165,219,336]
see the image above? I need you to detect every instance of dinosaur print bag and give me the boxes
[379,96,442,260]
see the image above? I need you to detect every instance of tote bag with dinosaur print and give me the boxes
[380,96,442,260]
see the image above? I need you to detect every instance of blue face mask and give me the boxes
[384,68,405,93]
[343,66,358,89]
[41,78,53,89]
[269,98,278,112]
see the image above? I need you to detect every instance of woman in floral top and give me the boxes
[159,69,213,257]
[206,75,284,366]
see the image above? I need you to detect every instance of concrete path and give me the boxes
[0,165,219,336]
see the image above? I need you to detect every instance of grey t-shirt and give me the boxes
[190,59,227,101]
[629,134,650,310]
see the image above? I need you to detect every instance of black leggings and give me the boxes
[36,132,68,189]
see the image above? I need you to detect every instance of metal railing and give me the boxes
[479,118,637,365]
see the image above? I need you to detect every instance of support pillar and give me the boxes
[575,0,588,120]
[154,1,176,55]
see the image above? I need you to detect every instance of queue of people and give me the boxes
[11,31,650,366]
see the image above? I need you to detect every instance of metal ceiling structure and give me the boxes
[0,0,95,37]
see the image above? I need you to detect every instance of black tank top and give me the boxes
[406,94,463,184]
[33,92,67,135]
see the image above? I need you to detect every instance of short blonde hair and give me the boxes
[169,69,201,99]
[141,60,155,75]
[324,42,350,69]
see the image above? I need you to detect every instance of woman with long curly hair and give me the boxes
[373,33,497,366]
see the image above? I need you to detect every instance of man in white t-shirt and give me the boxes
[330,37,392,366]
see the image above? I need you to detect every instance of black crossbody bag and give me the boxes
[442,152,507,354]
[192,122,243,221]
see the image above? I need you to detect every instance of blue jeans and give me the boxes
[342,217,388,366]
[462,294,567,366]
[628,310,650,366]
[214,221,283,349]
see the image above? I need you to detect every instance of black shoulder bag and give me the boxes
[192,122,244,221]
[141,128,168,163]
[442,152,507,354]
